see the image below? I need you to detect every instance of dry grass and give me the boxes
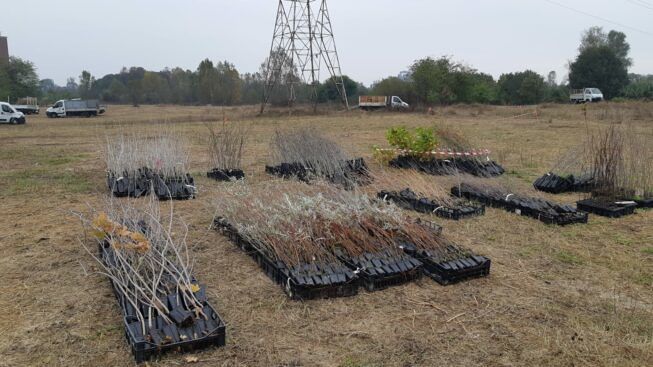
[0,103,651,366]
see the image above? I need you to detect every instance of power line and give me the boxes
[540,0,653,36]
[626,0,653,11]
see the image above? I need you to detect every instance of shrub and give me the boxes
[385,126,437,153]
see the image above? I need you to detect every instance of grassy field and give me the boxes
[0,103,651,367]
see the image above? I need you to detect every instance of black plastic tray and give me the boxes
[453,186,588,226]
[379,190,485,221]
[107,169,152,198]
[400,243,490,285]
[213,218,359,300]
[337,250,422,292]
[153,174,196,200]
[265,158,370,188]
[390,155,504,177]
[99,243,226,363]
[577,199,637,218]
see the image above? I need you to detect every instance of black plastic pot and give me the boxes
[207,168,245,182]
[577,199,637,218]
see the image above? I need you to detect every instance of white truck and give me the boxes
[359,96,410,111]
[13,97,40,115]
[46,99,106,118]
[0,102,26,124]
[570,88,604,103]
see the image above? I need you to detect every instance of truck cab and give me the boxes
[389,96,410,109]
[0,102,26,124]
[46,100,65,118]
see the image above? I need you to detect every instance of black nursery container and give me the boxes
[153,174,196,200]
[400,242,491,285]
[378,189,485,220]
[99,243,226,363]
[107,168,152,198]
[577,199,637,218]
[213,218,359,300]
[336,249,422,292]
[207,168,245,181]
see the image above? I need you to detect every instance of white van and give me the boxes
[0,102,26,124]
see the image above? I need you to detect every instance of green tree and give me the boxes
[102,78,127,102]
[370,77,416,105]
[622,74,653,99]
[215,61,241,105]
[198,59,217,104]
[141,71,169,104]
[410,57,458,105]
[0,57,40,102]
[578,27,632,68]
[607,30,632,68]
[569,46,629,99]
[78,70,96,99]
[498,70,545,105]
[317,75,358,104]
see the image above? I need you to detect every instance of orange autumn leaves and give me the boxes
[93,212,151,254]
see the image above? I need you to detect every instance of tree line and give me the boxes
[1,26,651,106]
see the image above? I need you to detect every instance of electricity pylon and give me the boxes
[260,0,349,113]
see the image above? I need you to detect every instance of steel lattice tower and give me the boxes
[260,0,349,113]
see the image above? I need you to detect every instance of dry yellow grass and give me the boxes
[0,102,651,367]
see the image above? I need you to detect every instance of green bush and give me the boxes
[386,126,437,153]
[386,127,412,150]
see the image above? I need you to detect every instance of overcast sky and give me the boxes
[3,0,652,86]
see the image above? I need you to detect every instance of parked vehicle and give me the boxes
[13,97,40,115]
[570,88,604,103]
[0,102,26,124]
[46,99,106,118]
[359,96,410,111]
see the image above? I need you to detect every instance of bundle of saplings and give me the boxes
[266,129,370,189]
[577,124,652,217]
[533,146,594,194]
[452,180,588,226]
[214,181,489,295]
[106,135,152,198]
[206,121,246,181]
[105,131,196,200]
[80,199,225,363]
[370,169,484,220]
[379,125,504,177]
[147,131,196,200]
